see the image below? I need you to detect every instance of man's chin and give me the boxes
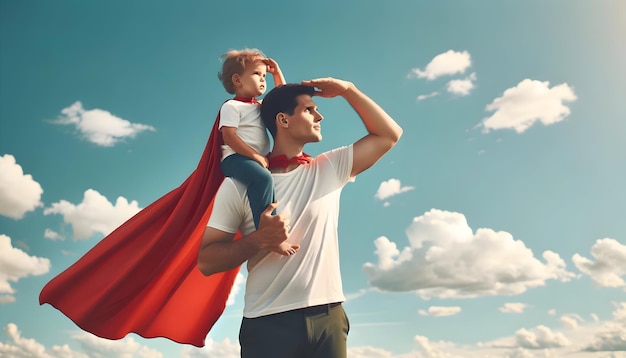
[303,136,322,144]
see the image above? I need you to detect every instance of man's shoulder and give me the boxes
[220,177,248,191]
[217,177,249,199]
[311,145,352,164]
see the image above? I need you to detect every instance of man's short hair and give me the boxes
[261,84,316,138]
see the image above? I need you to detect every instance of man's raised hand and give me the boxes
[301,77,354,98]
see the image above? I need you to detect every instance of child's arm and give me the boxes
[220,102,269,168]
[264,58,286,87]
[222,127,269,168]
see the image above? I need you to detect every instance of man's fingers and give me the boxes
[263,201,279,214]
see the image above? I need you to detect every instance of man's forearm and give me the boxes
[198,231,261,276]
[342,85,403,143]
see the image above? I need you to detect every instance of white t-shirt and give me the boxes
[218,100,270,161]
[207,145,354,318]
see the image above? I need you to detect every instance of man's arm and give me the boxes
[301,78,403,177]
[198,202,289,276]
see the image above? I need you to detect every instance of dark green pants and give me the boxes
[239,303,350,358]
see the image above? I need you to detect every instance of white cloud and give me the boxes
[417,91,439,101]
[515,325,571,349]
[375,178,415,201]
[499,303,529,314]
[573,238,626,288]
[591,314,600,323]
[72,331,162,358]
[0,295,16,304]
[0,323,50,358]
[44,228,64,241]
[226,272,245,306]
[582,303,626,352]
[409,50,472,80]
[0,323,91,358]
[447,73,477,96]
[0,234,50,303]
[480,79,577,133]
[345,288,368,301]
[0,154,43,220]
[414,335,463,357]
[43,189,141,240]
[340,302,626,357]
[612,302,626,323]
[179,337,240,358]
[363,209,576,299]
[583,323,626,353]
[347,346,395,358]
[418,306,461,317]
[51,101,155,147]
[560,314,585,329]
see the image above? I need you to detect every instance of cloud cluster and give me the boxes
[0,235,50,304]
[0,154,43,220]
[226,273,246,306]
[43,189,141,240]
[0,323,161,358]
[447,73,477,96]
[409,50,477,100]
[499,303,529,314]
[363,209,576,299]
[51,101,155,147]
[180,338,240,358]
[72,331,162,358]
[418,306,461,317]
[515,325,571,349]
[375,178,415,204]
[410,50,472,81]
[573,238,626,289]
[480,79,577,133]
[560,314,585,330]
[583,302,626,352]
[347,302,626,356]
[43,228,64,241]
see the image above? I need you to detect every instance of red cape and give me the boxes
[39,108,240,347]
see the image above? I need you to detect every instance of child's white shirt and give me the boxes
[218,100,270,161]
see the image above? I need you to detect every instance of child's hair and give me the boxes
[218,48,265,94]
[260,84,316,138]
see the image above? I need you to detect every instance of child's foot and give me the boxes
[272,242,300,256]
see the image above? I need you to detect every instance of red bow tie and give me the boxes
[233,96,260,104]
[268,153,313,168]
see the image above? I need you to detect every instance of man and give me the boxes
[198,77,402,358]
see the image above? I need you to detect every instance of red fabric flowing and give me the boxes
[39,101,247,347]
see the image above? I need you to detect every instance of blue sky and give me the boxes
[1,1,625,357]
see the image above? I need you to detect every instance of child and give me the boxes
[217,49,299,256]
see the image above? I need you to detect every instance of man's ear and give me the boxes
[231,74,241,88]
[276,113,289,128]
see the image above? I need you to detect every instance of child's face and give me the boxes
[235,61,267,97]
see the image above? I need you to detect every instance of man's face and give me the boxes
[235,61,267,97]
[284,94,324,143]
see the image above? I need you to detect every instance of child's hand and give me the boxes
[254,153,269,169]
[263,58,281,76]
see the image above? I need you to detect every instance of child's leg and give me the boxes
[221,154,299,256]
[221,154,275,228]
